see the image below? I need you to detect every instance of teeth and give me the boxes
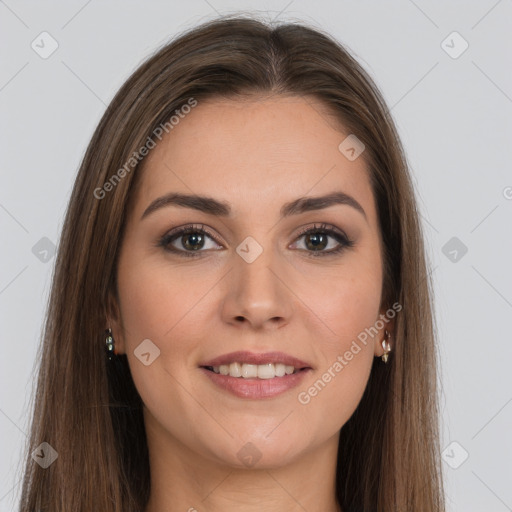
[242,364,258,378]
[229,362,242,377]
[275,363,286,377]
[210,362,300,379]
[257,364,274,379]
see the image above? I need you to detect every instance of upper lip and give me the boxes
[199,351,312,369]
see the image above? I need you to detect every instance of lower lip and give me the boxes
[199,367,312,399]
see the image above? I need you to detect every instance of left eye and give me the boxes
[290,223,354,256]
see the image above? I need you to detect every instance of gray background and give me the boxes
[1,1,511,510]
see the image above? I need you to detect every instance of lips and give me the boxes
[199,351,314,398]
[199,366,312,399]
[199,350,312,369]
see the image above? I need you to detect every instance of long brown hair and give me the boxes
[18,13,445,512]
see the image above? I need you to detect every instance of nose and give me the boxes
[221,243,293,330]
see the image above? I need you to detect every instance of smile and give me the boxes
[200,365,311,399]
[204,362,301,379]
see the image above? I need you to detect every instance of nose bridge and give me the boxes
[223,234,292,326]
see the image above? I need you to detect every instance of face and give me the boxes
[109,95,393,469]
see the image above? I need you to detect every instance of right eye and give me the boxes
[156,224,224,257]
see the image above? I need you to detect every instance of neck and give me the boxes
[143,414,342,512]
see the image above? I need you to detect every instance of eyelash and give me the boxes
[156,222,354,258]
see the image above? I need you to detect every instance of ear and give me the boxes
[105,288,126,354]
[374,307,395,358]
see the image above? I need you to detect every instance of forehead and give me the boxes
[131,95,376,224]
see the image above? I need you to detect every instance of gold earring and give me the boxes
[105,327,116,361]
[381,329,391,363]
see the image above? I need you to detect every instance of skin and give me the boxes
[108,94,394,512]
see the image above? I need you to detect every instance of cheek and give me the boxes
[330,276,382,343]
[116,254,213,343]
[295,348,372,443]
[115,254,219,399]
[115,256,205,410]
[293,289,379,437]
[292,260,382,422]
[298,258,383,355]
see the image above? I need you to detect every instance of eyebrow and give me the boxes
[140,191,367,222]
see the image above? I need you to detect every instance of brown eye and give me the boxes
[292,223,354,256]
[304,232,329,251]
[157,224,222,257]
[179,231,206,251]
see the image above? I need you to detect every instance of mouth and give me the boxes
[198,350,313,379]
[198,351,312,399]
[201,362,307,379]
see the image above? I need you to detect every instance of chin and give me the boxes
[203,433,306,470]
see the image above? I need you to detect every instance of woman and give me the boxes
[18,14,445,512]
